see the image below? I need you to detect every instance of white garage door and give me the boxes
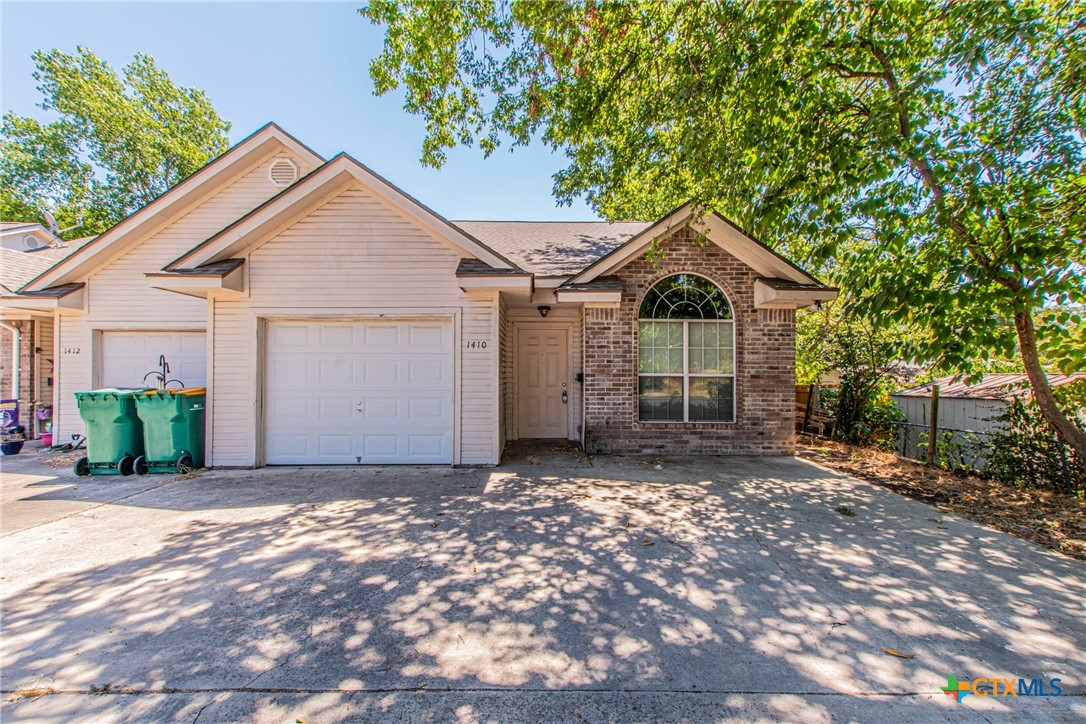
[100,331,206,389]
[265,320,453,465]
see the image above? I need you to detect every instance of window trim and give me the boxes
[635,273,737,424]
[637,319,736,423]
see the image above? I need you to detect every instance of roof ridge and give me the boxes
[451,219,651,224]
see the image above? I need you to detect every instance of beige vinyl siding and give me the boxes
[54,153,315,440]
[497,297,509,455]
[506,306,583,442]
[211,183,500,467]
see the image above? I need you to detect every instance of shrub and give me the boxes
[985,380,1086,495]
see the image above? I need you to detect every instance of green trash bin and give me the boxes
[133,387,206,474]
[73,389,146,476]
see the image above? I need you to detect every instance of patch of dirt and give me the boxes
[797,435,1086,561]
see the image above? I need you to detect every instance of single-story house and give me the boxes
[9,123,836,466]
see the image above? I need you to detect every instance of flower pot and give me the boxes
[41,433,53,447]
[1,440,25,456]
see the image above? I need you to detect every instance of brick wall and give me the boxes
[0,320,40,436]
[583,227,796,455]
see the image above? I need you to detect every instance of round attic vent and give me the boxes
[269,158,299,187]
[22,234,46,250]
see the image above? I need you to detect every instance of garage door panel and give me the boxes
[363,324,400,348]
[318,323,356,347]
[362,359,399,383]
[101,331,206,389]
[265,320,453,465]
[268,323,311,348]
[318,434,354,457]
[318,358,354,384]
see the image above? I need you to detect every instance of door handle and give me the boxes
[561,392,568,404]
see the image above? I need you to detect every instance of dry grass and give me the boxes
[6,685,55,702]
[797,435,1086,561]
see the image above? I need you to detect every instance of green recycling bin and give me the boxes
[73,389,146,476]
[133,388,206,474]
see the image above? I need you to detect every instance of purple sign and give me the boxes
[0,399,18,430]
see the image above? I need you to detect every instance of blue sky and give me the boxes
[1,1,597,221]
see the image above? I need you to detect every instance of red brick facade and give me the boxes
[583,227,796,455]
[0,320,51,438]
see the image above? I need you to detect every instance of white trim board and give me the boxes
[170,155,518,272]
[21,124,324,292]
[567,204,822,287]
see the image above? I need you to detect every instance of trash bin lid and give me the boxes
[140,387,206,396]
[76,388,146,399]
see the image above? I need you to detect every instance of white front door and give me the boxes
[264,320,453,465]
[518,328,569,438]
[100,331,206,389]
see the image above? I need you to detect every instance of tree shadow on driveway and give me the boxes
[1,454,1084,721]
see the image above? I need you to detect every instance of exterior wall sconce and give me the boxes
[537,306,551,318]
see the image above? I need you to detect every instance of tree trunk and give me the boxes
[1014,311,1086,460]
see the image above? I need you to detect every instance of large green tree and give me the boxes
[361,0,1086,458]
[1,46,231,237]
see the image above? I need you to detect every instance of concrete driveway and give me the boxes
[1,445,1084,722]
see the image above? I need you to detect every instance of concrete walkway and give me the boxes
[1,446,1083,722]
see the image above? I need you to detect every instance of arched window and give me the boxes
[638,274,735,422]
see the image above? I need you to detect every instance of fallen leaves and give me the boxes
[43,452,82,468]
[641,539,655,546]
[798,436,1086,561]
[835,506,856,517]
[882,647,915,659]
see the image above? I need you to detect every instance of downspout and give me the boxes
[0,320,20,400]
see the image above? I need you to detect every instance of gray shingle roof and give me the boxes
[451,221,651,276]
[455,259,530,276]
[557,276,624,292]
[0,246,80,294]
[163,258,246,276]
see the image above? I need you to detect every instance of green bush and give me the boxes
[985,380,1086,495]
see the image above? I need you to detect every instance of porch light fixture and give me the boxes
[537,305,551,318]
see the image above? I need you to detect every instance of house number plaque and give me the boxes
[465,340,488,349]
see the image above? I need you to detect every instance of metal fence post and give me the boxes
[927,384,940,466]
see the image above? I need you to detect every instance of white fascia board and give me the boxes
[1,288,85,312]
[456,276,532,293]
[173,169,356,268]
[176,156,516,271]
[146,265,245,299]
[753,279,838,308]
[698,215,817,285]
[555,289,623,304]
[23,125,323,292]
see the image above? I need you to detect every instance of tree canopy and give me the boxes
[362,0,1086,456]
[1,46,231,237]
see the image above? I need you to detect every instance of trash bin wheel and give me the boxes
[134,455,149,476]
[118,455,135,476]
[176,453,194,475]
[74,457,90,477]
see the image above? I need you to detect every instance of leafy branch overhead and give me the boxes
[362,0,1086,457]
[1,46,231,237]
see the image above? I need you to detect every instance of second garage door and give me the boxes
[101,331,207,389]
[265,320,453,465]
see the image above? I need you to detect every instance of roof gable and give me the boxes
[168,154,517,271]
[20,123,324,292]
[567,203,823,286]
